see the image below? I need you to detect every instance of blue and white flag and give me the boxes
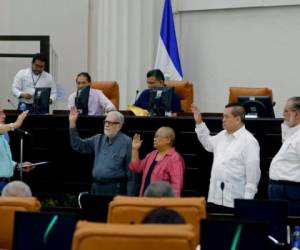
[154,0,183,80]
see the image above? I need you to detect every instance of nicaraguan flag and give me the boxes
[154,0,183,80]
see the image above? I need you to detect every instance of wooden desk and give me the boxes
[5,113,282,198]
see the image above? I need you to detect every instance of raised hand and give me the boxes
[132,133,143,150]
[69,106,79,128]
[191,104,203,124]
[14,110,29,128]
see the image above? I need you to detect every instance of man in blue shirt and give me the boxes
[0,109,33,192]
[134,69,181,115]
[69,108,139,196]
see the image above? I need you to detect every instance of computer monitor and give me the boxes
[237,96,275,118]
[200,218,269,250]
[12,211,78,250]
[78,192,114,222]
[75,86,90,115]
[33,87,51,114]
[148,86,174,116]
[234,199,288,244]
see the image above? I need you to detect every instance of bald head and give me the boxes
[1,181,32,197]
[144,181,175,197]
[155,127,175,146]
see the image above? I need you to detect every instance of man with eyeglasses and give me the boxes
[129,127,185,197]
[269,97,300,215]
[69,107,139,195]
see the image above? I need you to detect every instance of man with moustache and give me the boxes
[269,97,300,215]
[69,108,138,195]
[191,103,261,211]
[12,53,57,111]
[134,69,181,115]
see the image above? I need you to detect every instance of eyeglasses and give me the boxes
[103,120,120,126]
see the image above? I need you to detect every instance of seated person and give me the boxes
[129,127,185,197]
[68,72,116,115]
[134,69,181,115]
[144,181,175,197]
[141,207,185,224]
[1,180,32,197]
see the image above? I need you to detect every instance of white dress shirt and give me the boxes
[12,68,57,104]
[195,123,261,207]
[68,88,116,115]
[269,123,300,182]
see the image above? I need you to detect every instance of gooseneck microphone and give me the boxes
[135,90,139,102]
[75,90,80,107]
[220,181,225,206]
[13,128,31,136]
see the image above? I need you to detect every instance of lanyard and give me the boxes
[31,72,41,87]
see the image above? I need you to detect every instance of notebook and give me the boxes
[12,211,78,250]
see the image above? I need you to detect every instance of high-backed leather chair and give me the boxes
[107,196,206,246]
[228,87,274,104]
[0,197,41,250]
[91,81,120,109]
[72,221,195,250]
[164,80,194,112]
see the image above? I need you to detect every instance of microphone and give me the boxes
[75,89,81,107]
[135,90,139,102]
[13,128,31,136]
[220,181,225,206]
[7,99,18,110]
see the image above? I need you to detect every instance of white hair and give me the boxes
[107,111,124,125]
[1,181,32,197]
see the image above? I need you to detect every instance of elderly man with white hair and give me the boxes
[69,108,139,196]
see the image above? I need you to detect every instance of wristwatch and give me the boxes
[9,123,16,131]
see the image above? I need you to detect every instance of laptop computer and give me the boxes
[200,218,269,250]
[12,211,78,250]
[234,199,288,244]
[78,192,114,222]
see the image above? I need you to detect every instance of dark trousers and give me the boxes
[0,181,8,193]
[91,181,126,196]
[268,179,300,216]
